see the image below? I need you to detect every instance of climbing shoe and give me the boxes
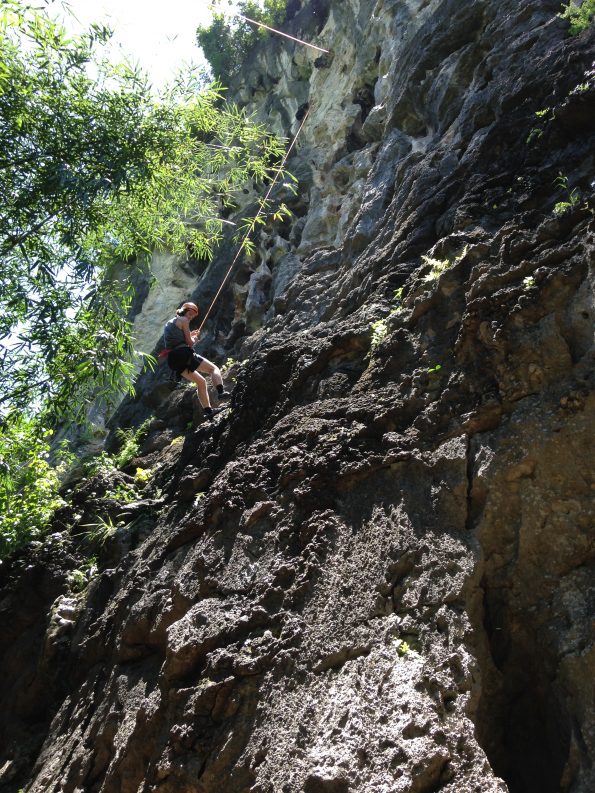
[204,407,223,420]
[217,390,231,401]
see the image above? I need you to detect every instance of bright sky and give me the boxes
[47,0,220,90]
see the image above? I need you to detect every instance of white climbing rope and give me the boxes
[210,2,329,53]
[198,109,310,333]
[234,12,329,53]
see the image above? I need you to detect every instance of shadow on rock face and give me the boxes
[304,771,350,793]
[470,397,595,793]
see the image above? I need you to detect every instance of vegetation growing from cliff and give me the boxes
[197,1,288,81]
[559,0,595,34]
[0,1,287,418]
[0,416,65,558]
[0,0,288,557]
[113,420,153,468]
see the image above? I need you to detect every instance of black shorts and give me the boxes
[167,346,204,375]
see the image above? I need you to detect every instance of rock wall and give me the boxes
[0,2,594,793]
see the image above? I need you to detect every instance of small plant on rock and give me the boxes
[370,318,389,352]
[422,245,469,282]
[422,255,452,281]
[570,81,590,94]
[389,288,405,316]
[67,557,97,593]
[68,569,88,592]
[558,0,595,35]
[526,107,555,145]
[84,451,117,477]
[134,467,152,486]
[106,482,138,503]
[396,640,410,657]
[553,173,581,215]
[114,418,152,468]
[81,515,120,546]
[526,127,543,145]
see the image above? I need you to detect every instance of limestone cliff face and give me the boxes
[1,2,594,793]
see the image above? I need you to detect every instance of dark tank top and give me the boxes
[163,317,186,348]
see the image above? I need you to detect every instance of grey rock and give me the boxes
[1,2,594,793]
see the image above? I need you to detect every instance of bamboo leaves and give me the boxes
[0,1,288,420]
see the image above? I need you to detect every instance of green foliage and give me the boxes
[134,467,152,485]
[422,255,452,281]
[114,419,152,468]
[67,568,88,593]
[526,108,555,145]
[198,1,289,82]
[422,246,467,282]
[106,481,138,503]
[237,193,296,256]
[80,515,119,546]
[389,288,404,316]
[271,202,294,223]
[67,557,97,593]
[84,451,117,477]
[526,127,543,145]
[369,290,407,353]
[553,172,581,215]
[0,414,65,558]
[0,0,288,421]
[553,200,576,215]
[396,639,410,657]
[370,319,389,352]
[558,0,595,35]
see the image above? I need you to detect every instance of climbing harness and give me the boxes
[197,108,310,333]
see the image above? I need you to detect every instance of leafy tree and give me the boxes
[0,0,287,420]
[198,0,289,81]
[0,0,288,557]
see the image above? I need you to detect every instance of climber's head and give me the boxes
[177,302,199,317]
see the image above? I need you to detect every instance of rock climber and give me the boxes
[162,302,230,419]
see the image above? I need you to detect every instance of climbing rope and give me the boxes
[196,3,328,332]
[210,2,329,54]
[234,12,329,53]
[197,109,310,333]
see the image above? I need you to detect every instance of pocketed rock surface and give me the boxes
[1,2,594,792]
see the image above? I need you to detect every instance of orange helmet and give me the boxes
[178,302,198,315]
